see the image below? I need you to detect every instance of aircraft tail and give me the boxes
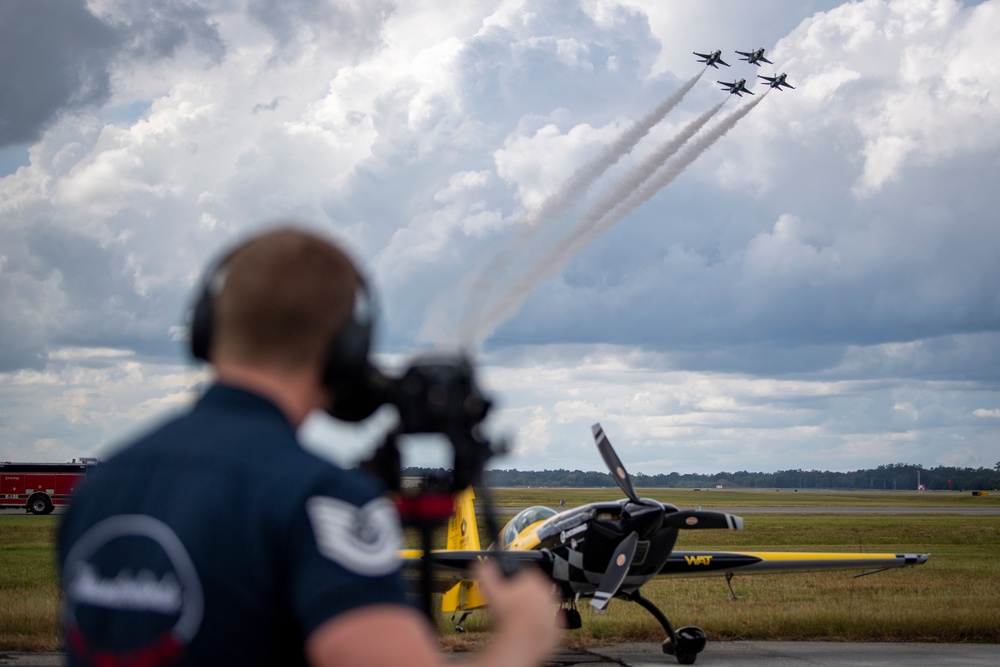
[442,487,488,612]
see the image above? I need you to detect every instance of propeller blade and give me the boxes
[590,531,639,613]
[663,510,744,531]
[591,423,641,504]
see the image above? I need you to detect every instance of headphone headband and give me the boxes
[187,249,379,421]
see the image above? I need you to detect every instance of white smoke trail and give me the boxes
[577,92,769,252]
[469,92,767,345]
[521,69,706,228]
[452,70,706,346]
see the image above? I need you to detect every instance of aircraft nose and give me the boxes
[623,502,664,536]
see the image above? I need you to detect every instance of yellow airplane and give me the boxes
[404,423,929,665]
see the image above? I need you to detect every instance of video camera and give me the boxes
[338,353,504,514]
[344,354,512,617]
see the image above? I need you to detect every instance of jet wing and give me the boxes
[658,551,929,577]
[760,56,774,64]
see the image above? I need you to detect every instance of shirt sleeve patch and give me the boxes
[305,496,402,576]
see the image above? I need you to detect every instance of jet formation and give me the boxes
[694,47,794,97]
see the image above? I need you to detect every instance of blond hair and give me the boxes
[211,227,362,370]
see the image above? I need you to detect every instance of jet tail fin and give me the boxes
[442,487,488,612]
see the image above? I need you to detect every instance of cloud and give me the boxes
[489,0,1000,361]
[0,0,225,149]
[0,0,119,147]
[0,0,997,473]
[0,355,205,463]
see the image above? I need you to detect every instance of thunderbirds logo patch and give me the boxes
[307,496,402,576]
[62,515,203,665]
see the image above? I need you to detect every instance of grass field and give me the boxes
[2,489,999,652]
[0,515,61,652]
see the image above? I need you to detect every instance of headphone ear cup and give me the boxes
[189,280,214,361]
[324,281,384,422]
[324,315,371,383]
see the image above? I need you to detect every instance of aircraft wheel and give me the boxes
[557,608,582,630]
[669,626,706,664]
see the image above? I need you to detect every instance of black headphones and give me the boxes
[188,256,384,422]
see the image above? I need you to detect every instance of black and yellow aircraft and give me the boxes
[404,424,929,665]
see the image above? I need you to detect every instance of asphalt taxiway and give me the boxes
[5,643,997,667]
[544,641,999,666]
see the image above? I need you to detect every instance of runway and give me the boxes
[488,506,1000,519]
[545,641,999,666]
[698,506,1000,515]
[3,643,997,667]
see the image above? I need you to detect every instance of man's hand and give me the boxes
[470,560,560,665]
[308,561,560,667]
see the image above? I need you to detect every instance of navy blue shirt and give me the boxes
[58,385,409,666]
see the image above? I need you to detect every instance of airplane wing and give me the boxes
[760,56,774,64]
[399,548,552,592]
[735,50,752,57]
[717,58,730,67]
[658,551,929,577]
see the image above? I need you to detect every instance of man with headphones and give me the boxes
[57,227,559,667]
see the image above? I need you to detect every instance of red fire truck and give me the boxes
[0,459,99,514]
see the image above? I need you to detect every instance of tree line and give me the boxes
[403,462,1000,491]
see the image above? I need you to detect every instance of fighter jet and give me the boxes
[693,49,730,69]
[758,72,795,90]
[718,78,754,97]
[735,47,773,66]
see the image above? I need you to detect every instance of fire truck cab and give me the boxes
[0,460,99,514]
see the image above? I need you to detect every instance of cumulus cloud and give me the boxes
[0,0,997,472]
[0,0,225,149]
[0,0,119,147]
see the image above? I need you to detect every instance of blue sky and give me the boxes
[1,0,998,474]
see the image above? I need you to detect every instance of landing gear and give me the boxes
[666,627,707,665]
[556,602,582,629]
[451,610,472,632]
[725,571,741,600]
[623,591,706,665]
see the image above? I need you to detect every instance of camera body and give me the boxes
[359,354,500,499]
